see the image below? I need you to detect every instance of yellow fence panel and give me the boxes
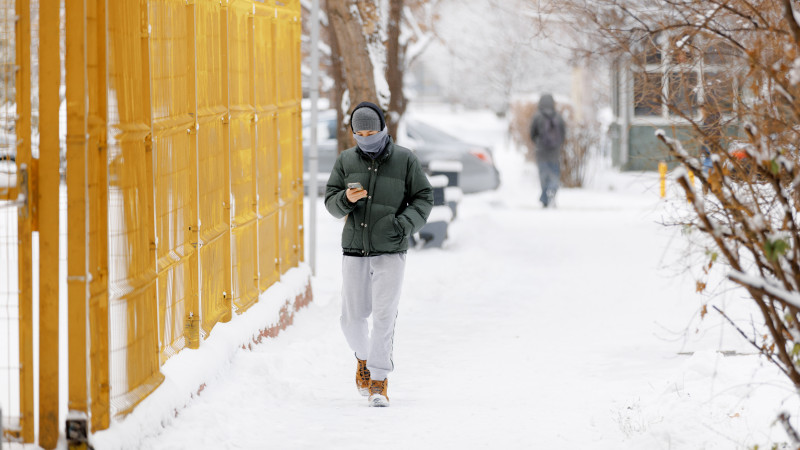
[254,2,275,110]
[0,203,22,443]
[256,111,280,289]
[229,0,259,312]
[254,3,280,290]
[149,0,199,357]
[275,0,300,107]
[280,199,300,273]
[196,0,232,336]
[106,0,164,422]
[276,0,302,274]
[1,0,31,441]
[278,110,300,273]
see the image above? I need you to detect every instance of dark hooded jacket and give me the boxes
[325,102,433,256]
[529,94,567,164]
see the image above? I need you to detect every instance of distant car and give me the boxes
[301,109,339,194]
[401,119,500,194]
[302,110,500,194]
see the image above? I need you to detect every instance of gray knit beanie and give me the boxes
[351,107,382,132]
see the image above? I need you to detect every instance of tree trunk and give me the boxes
[327,0,379,151]
[386,0,405,138]
[324,5,353,153]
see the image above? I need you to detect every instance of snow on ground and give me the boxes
[5,105,800,449]
[130,105,800,449]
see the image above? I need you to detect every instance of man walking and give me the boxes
[529,93,567,208]
[325,101,433,407]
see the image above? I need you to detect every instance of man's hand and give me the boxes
[346,188,368,203]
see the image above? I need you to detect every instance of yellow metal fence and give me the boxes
[1,0,304,446]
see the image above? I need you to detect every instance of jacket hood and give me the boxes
[538,94,556,117]
[350,102,387,133]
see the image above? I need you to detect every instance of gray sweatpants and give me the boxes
[341,253,406,381]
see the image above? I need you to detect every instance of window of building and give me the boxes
[704,41,737,65]
[634,34,662,66]
[668,71,699,117]
[704,71,736,114]
[631,35,741,121]
[633,72,662,117]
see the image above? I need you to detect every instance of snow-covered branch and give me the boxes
[729,271,800,309]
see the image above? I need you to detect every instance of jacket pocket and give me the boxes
[371,214,406,253]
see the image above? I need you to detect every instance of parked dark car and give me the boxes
[302,110,500,194]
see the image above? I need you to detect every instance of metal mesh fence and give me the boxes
[195,0,232,337]
[106,0,163,423]
[1,1,303,444]
[0,0,18,438]
[229,0,259,313]
[0,0,30,443]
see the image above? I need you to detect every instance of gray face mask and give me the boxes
[353,127,389,155]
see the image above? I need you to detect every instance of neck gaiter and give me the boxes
[354,128,389,156]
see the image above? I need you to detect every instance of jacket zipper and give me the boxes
[359,144,390,256]
[363,159,376,256]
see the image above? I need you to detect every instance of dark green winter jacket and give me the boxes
[325,138,433,256]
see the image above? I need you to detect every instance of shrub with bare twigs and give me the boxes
[564,0,800,438]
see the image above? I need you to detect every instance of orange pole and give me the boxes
[38,1,61,447]
[66,0,91,441]
[14,0,34,442]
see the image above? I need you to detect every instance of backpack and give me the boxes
[539,115,564,149]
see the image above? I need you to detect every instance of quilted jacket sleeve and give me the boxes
[324,154,356,219]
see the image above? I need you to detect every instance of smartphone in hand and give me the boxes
[347,182,363,190]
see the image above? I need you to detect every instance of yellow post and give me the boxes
[66,0,91,444]
[658,161,667,198]
[14,0,34,443]
[38,2,61,447]
[88,0,110,432]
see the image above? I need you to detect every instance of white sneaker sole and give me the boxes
[358,387,369,397]
[369,394,389,407]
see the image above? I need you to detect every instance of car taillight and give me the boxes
[469,148,493,165]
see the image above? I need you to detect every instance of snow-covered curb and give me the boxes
[91,265,313,450]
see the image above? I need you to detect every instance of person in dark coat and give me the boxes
[325,101,433,407]
[529,94,567,208]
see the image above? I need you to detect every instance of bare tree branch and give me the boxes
[778,412,800,446]
[783,0,800,46]
[713,305,790,378]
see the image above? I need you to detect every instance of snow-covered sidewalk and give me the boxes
[129,108,796,449]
